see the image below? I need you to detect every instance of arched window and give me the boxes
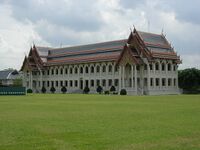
[162,63,165,71]
[168,63,171,71]
[85,66,89,73]
[155,63,159,71]
[91,66,94,73]
[70,68,73,74]
[56,69,58,75]
[80,67,83,74]
[108,65,112,72]
[65,68,68,74]
[74,67,78,74]
[102,65,106,73]
[60,68,63,75]
[96,66,100,73]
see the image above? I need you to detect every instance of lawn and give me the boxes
[0,94,200,150]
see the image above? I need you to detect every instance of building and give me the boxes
[21,29,181,95]
[0,69,21,86]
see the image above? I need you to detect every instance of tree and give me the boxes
[61,86,67,94]
[83,86,90,94]
[178,68,200,93]
[50,87,56,93]
[96,86,103,94]
[13,79,22,87]
[41,87,46,93]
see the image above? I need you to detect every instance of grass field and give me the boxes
[0,94,200,150]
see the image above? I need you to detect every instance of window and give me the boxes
[51,69,54,75]
[115,66,119,72]
[109,79,112,86]
[60,81,63,87]
[150,78,153,86]
[149,64,153,70]
[144,64,147,70]
[56,81,58,87]
[75,67,78,74]
[75,80,78,87]
[56,69,58,75]
[114,79,118,86]
[47,81,50,87]
[60,68,63,75]
[47,70,50,75]
[91,66,94,73]
[162,78,166,86]
[168,64,171,71]
[156,63,159,71]
[70,68,73,74]
[136,65,140,71]
[174,78,176,86]
[91,80,94,87]
[70,80,73,87]
[102,79,106,86]
[102,65,106,73]
[96,66,100,73]
[42,81,45,87]
[51,81,54,87]
[65,68,68,74]
[85,66,89,74]
[65,80,68,87]
[156,78,159,86]
[97,79,100,86]
[80,67,83,74]
[108,65,112,72]
[168,78,171,86]
[162,63,165,71]
[173,65,176,71]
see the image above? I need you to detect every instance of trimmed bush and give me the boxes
[50,87,56,93]
[27,89,33,93]
[110,86,116,93]
[104,91,109,95]
[83,86,90,94]
[41,87,46,93]
[120,89,127,95]
[96,86,103,94]
[61,86,67,94]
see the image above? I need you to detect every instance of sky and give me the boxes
[0,0,200,70]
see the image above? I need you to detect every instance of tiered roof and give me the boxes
[21,29,181,71]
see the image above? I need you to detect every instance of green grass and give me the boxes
[0,94,200,150]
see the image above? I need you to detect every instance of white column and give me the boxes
[131,65,134,89]
[119,66,122,92]
[147,64,150,92]
[30,71,33,89]
[122,66,125,88]
[134,65,137,92]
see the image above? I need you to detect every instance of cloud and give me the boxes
[0,0,199,70]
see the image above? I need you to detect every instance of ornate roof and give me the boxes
[21,29,181,70]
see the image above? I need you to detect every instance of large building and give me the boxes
[21,29,181,95]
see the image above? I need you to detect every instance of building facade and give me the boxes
[21,29,181,95]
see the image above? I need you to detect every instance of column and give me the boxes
[30,71,33,89]
[122,66,125,88]
[131,65,134,89]
[134,65,137,92]
[147,64,150,92]
[119,66,122,92]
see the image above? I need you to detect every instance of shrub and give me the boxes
[110,86,116,93]
[61,86,67,94]
[113,92,118,95]
[41,87,46,93]
[104,91,109,95]
[50,87,56,93]
[96,86,103,94]
[83,86,90,94]
[27,89,33,93]
[120,89,127,95]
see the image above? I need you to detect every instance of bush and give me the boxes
[50,87,56,93]
[110,86,116,93]
[83,86,90,94]
[113,92,118,95]
[41,87,46,93]
[27,89,33,93]
[104,91,109,95]
[96,86,103,94]
[120,89,127,95]
[61,86,67,94]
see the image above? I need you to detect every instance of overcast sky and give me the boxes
[0,0,200,70]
